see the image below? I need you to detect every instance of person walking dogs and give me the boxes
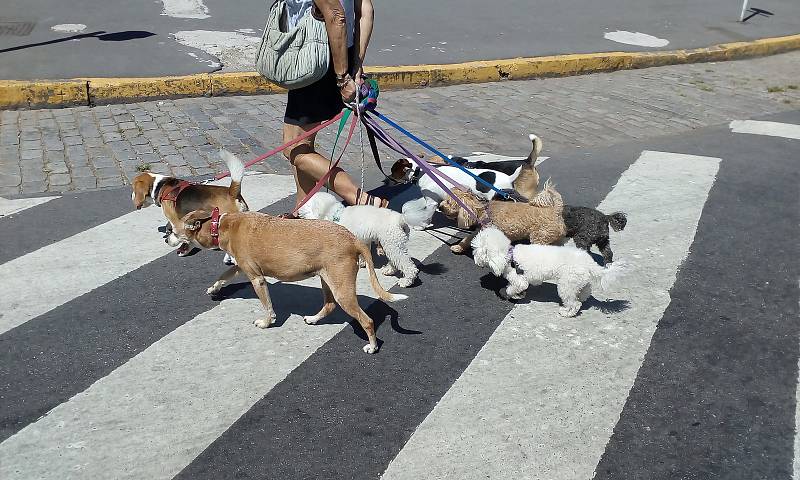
[280,0,387,215]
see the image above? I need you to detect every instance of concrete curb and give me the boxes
[1,33,799,109]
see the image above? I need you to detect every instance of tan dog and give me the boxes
[167,210,407,354]
[439,180,566,254]
[130,150,248,257]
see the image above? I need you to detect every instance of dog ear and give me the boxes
[182,210,213,231]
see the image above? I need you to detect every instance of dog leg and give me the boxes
[451,231,476,254]
[304,279,337,325]
[597,238,613,264]
[557,282,582,318]
[502,275,528,300]
[207,265,240,295]
[381,242,417,287]
[250,276,277,328]
[578,284,592,303]
[327,265,379,353]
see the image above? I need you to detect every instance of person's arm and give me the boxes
[313,0,355,100]
[352,0,374,82]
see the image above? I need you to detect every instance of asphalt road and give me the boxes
[0,0,798,79]
[0,110,798,479]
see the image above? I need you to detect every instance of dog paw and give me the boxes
[362,344,378,354]
[558,306,579,318]
[254,313,276,328]
[380,265,397,276]
[397,277,414,288]
[303,315,319,325]
[206,282,224,295]
[450,244,465,254]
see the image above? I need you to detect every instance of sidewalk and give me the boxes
[1,51,799,196]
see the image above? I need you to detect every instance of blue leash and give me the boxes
[372,110,510,199]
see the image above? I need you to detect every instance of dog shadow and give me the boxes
[210,280,421,337]
[478,274,631,316]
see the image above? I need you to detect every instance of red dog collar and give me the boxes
[210,207,221,247]
[158,180,192,205]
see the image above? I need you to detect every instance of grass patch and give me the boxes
[135,163,151,172]
[767,86,785,93]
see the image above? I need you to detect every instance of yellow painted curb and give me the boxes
[0,80,88,109]
[1,33,798,109]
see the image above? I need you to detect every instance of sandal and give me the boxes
[355,188,389,208]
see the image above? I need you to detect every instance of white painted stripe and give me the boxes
[730,120,800,140]
[0,199,453,480]
[0,195,59,217]
[795,281,800,480]
[381,151,720,480]
[161,0,209,19]
[0,174,296,335]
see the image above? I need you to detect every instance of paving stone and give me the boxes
[0,185,21,196]
[70,166,96,178]
[118,121,137,131]
[164,154,187,167]
[20,181,48,194]
[91,156,118,169]
[20,149,44,160]
[133,144,154,155]
[97,176,125,188]
[171,166,193,177]
[156,144,179,156]
[71,176,98,190]
[62,136,82,147]
[21,168,47,182]
[48,173,71,187]
[147,162,172,175]
[94,165,122,178]
[103,132,123,141]
[46,161,69,174]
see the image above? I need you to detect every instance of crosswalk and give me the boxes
[1,115,798,479]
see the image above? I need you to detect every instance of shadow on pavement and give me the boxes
[0,30,155,54]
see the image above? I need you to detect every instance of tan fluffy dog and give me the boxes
[439,180,566,254]
[167,210,407,354]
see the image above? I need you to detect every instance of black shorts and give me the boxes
[284,48,354,126]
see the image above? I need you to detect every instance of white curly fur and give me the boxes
[471,226,625,317]
[298,192,433,287]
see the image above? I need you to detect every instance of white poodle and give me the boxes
[298,192,435,287]
[471,226,625,317]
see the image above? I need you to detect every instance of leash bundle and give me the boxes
[213,78,491,221]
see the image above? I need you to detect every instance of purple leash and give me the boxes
[361,114,481,222]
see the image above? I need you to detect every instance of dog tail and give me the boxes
[606,212,627,232]
[592,261,627,292]
[526,133,543,165]
[220,149,245,199]
[529,178,563,208]
[357,241,408,303]
[401,197,436,228]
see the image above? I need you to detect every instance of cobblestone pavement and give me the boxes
[0,52,799,196]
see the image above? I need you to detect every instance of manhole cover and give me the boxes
[0,21,36,36]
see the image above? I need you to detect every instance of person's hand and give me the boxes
[354,68,365,87]
[338,74,356,102]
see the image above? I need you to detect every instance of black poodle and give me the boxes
[563,206,626,264]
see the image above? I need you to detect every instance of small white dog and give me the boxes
[471,226,625,317]
[298,192,435,287]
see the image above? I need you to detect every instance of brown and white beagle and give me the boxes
[130,150,249,257]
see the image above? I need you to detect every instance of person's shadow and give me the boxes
[0,31,155,54]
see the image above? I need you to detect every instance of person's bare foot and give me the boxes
[355,188,388,208]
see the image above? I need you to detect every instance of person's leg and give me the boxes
[283,122,387,207]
